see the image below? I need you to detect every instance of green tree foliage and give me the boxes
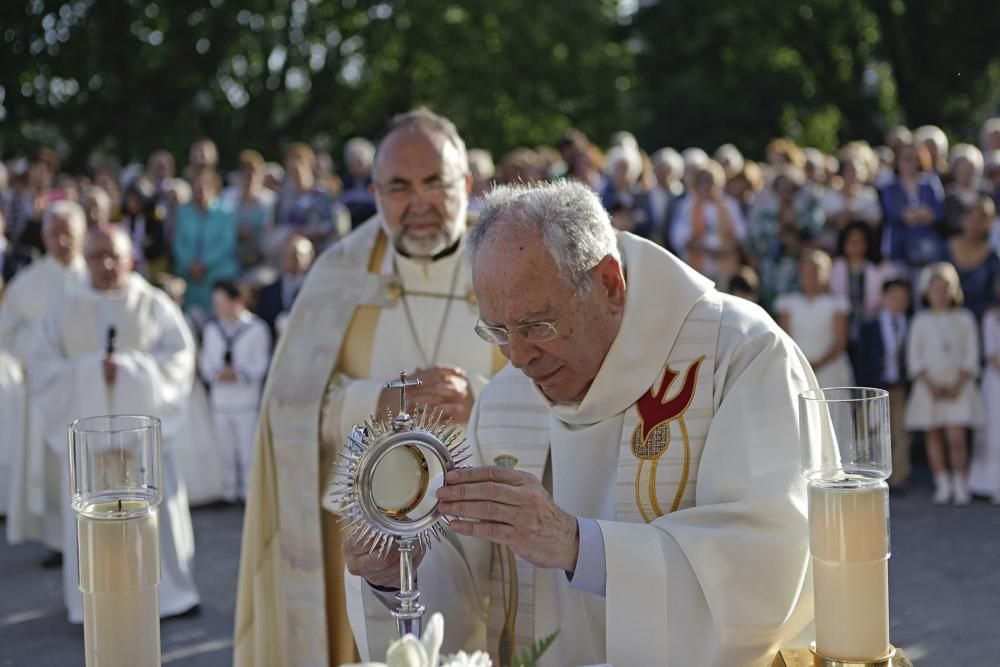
[867,0,1000,139]
[0,1,997,170]
[627,0,894,155]
[625,0,1000,155]
[0,0,630,170]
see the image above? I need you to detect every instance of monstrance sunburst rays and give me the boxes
[324,404,471,559]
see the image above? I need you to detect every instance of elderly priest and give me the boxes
[343,181,818,666]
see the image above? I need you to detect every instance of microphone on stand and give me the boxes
[103,326,118,394]
[105,326,117,356]
[223,348,233,366]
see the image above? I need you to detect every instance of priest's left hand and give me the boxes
[436,466,579,572]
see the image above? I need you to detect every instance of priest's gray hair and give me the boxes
[375,107,468,174]
[468,180,620,295]
[42,200,86,238]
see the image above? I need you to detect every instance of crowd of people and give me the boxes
[2,113,1000,633]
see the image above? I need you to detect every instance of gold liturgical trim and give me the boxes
[319,231,388,666]
[772,647,910,667]
[493,454,521,667]
[335,232,389,379]
[632,417,693,523]
[494,543,519,667]
[630,358,703,523]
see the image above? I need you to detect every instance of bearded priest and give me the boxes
[234,109,506,667]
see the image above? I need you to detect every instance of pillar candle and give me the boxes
[77,498,160,667]
[809,483,890,661]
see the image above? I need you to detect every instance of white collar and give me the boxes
[379,235,466,280]
[540,233,713,425]
[220,309,253,331]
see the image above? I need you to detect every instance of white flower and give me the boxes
[385,635,429,667]
[440,650,493,667]
[419,612,444,666]
[342,613,444,667]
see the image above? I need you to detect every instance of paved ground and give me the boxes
[0,503,242,667]
[1,471,999,666]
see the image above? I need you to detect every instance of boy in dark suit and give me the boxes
[855,278,912,489]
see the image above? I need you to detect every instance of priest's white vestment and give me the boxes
[234,217,505,667]
[345,233,818,666]
[0,350,25,517]
[28,273,200,622]
[2,256,87,535]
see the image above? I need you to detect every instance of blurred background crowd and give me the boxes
[2,115,1000,508]
[1,0,1000,518]
[3,116,1000,342]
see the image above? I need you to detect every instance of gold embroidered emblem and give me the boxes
[631,357,704,522]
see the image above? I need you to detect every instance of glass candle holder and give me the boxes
[799,388,892,663]
[68,415,163,667]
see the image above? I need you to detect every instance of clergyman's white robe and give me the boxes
[345,233,818,666]
[28,273,200,622]
[1,255,87,533]
[0,350,25,517]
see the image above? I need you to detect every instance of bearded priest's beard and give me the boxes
[397,230,452,258]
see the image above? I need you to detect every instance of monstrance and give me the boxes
[324,371,471,638]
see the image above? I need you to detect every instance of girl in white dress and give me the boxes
[775,249,854,389]
[969,294,1000,503]
[905,262,983,505]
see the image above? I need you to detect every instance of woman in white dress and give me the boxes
[970,297,1000,503]
[776,249,854,389]
[905,262,983,505]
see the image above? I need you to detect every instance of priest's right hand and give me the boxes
[343,530,426,589]
[376,366,474,424]
[102,356,117,385]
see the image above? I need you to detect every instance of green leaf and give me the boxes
[511,629,559,667]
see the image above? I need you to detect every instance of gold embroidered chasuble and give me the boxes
[235,217,503,667]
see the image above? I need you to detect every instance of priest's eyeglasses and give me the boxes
[474,319,559,345]
[375,175,465,202]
